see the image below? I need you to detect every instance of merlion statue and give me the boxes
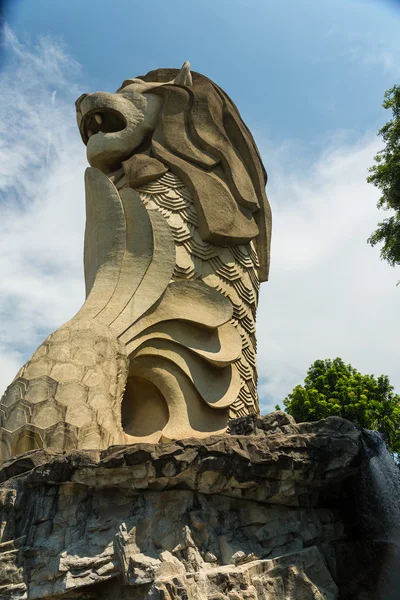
[0,63,271,459]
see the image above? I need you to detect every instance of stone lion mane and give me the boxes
[133,68,271,282]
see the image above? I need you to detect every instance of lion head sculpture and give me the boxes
[75,62,271,281]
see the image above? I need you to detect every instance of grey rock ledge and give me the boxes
[0,413,367,599]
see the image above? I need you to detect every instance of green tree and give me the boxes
[367,85,400,269]
[283,358,400,454]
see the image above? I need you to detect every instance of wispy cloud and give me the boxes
[258,135,400,412]
[347,45,400,76]
[325,20,400,78]
[0,27,87,392]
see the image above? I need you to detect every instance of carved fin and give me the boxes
[111,203,176,337]
[127,321,242,367]
[76,167,126,320]
[119,280,233,344]
[127,356,229,441]
[95,188,154,326]
[132,338,241,409]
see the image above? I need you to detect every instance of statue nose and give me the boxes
[75,93,89,112]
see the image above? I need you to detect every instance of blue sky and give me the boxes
[0,0,400,412]
[5,0,400,148]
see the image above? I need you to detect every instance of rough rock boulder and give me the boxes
[0,412,370,599]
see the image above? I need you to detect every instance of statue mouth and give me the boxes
[80,108,126,145]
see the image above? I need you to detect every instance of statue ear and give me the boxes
[174,61,192,87]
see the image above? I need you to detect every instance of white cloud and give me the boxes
[0,27,87,393]
[325,18,400,78]
[0,29,399,425]
[348,45,400,76]
[257,135,400,412]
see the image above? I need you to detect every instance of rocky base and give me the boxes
[0,413,373,599]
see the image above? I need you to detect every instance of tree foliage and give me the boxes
[283,358,400,454]
[367,85,400,268]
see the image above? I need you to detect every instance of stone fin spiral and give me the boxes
[137,171,260,417]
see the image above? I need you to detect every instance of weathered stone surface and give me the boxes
[0,414,369,598]
[90,547,338,599]
[0,413,361,506]
[1,63,273,458]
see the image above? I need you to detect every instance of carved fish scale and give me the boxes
[135,171,260,417]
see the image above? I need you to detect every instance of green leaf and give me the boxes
[367,84,400,270]
[283,357,400,455]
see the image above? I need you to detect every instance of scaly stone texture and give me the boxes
[133,171,260,420]
[0,413,372,599]
[1,63,273,455]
